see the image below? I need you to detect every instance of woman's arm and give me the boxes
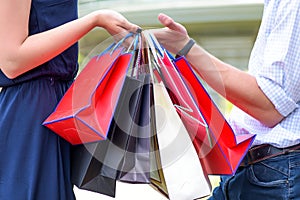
[153,13,283,127]
[0,0,139,79]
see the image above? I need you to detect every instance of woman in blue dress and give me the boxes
[0,1,139,199]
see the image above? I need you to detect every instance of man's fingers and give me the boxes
[158,13,187,35]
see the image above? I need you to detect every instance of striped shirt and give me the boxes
[228,0,300,148]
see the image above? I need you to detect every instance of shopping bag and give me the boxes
[71,74,151,196]
[173,57,255,174]
[149,84,168,198]
[94,35,151,181]
[118,74,152,183]
[145,30,255,175]
[43,45,133,145]
[71,33,152,198]
[149,132,168,198]
[92,74,147,180]
[151,81,211,200]
[71,142,117,197]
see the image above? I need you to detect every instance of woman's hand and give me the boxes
[92,9,140,41]
[151,13,190,54]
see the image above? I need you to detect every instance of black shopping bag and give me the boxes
[99,74,150,181]
[71,74,151,197]
[118,74,151,183]
[71,142,117,197]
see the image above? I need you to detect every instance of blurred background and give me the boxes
[78,0,263,114]
[75,0,264,199]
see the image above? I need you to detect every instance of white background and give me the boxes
[74,182,168,200]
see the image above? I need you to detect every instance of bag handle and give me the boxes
[94,32,135,61]
[144,31,197,114]
[112,32,135,52]
[143,30,165,83]
[144,30,213,147]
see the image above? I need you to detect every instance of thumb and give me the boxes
[158,13,187,35]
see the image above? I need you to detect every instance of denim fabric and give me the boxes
[208,151,300,200]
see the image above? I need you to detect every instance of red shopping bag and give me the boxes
[43,47,133,145]
[144,30,254,174]
[172,56,255,175]
[157,53,213,152]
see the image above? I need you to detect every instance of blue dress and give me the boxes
[0,0,78,199]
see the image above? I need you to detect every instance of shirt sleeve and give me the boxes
[256,1,300,117]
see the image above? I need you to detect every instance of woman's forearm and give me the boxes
[0,4,138,79]
[1,12,100,78]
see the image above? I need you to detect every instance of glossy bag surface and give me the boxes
[71,142,117,197]
[43,48,132,145]
[173,56,255,175]
[151,82,211,200]
[118,74,152,183]
[71,75,151,197]
[144,30,255,175]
